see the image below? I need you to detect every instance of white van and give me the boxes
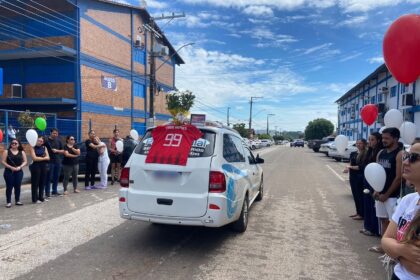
[119,122,264,232]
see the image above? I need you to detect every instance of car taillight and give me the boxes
[120,167,130,188]
[209,171,226,193]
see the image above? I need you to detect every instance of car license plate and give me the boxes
[153,171,181,179]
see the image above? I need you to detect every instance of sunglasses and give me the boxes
[69,138,75,141]
[11,142,18,145]
[403,152,420,163]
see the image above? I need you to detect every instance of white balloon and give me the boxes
[379,126,387,134]
[25,129,38,147]
[400,121,417,144]
[334,135,348,154]
[384,109,403,128]
[364,163,386,192]
[130,129,139,141]
[116,140,124,153]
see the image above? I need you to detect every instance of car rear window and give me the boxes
[135,129,216,158]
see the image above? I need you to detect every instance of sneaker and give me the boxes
[36,200,42,204]
[85,186,92,190]
[52,193,63,197]
[63,191,68,195]
[74,189,80,193]
[97,185,107,189]
[91,185,98,189]
[5,203,12,208]
[15,202,23,206]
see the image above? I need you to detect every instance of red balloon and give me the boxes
[383,14,420,84]
[361,104,378,126]
[0,129,3,143]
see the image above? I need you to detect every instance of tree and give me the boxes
[232,123,248,138]
[304,118,334,140]
[257,134,271,139]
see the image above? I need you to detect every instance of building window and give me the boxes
[401,84,406,93]
[370,96,376,104]
[134,83,145,98]
[390,86,397,97]
[134,49,145,65]
[378,94,383,103]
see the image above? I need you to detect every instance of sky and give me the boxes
[116,0,420,132]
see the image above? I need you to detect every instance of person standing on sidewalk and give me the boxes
[97,140,110,189]
[30,136,50,203]
[44,128,64,197]
[62,135,80,195]
[109,129,122,185]
[2,139,27,208]
[344,138,368,221]
[370,127,404,254]
[84,130,101,190]
[360,132,383,237]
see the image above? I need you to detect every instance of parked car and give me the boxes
[260,139,272,147]
[311,136,335,152]
[328,141,356,161]
[119,122,264,232]
[291,139,304,147]
[252,140,262,149]
[319,141,335,155]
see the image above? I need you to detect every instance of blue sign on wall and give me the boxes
[0,68,3,96]
[101,75,117,91]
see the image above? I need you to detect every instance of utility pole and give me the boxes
[249,96,263,137]
[266,114,275,135]
[144,13,185,124]
[227,107,230,127]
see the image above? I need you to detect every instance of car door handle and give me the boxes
[157,198,173,206]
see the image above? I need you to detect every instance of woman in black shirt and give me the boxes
[84,130,101,189]
[62,135,81,194]
[30,136,50,203]
[1,139,27,208]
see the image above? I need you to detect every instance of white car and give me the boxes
[328,141,357,161]
[319,141,335,155]
[119,122,264,232]
[260,139,272,147]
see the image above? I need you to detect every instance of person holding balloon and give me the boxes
[360,132,383,237]
[97,138,110,189]
[2,139,27,208]
[370,128,404,253]
[62,135,81,195]
[382,143,420,280]
[109,129,122,185]
[30,136,50,203]
[344,139,368,221]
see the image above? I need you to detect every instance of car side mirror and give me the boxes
[256,154,264,164]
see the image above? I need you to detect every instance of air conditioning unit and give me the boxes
[379,86,389,94]
[160,46,169,56]
[11,84,22,98]
[401,92,414,109]
[134,35,143,48]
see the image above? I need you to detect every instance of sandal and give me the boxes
[349,214,358,218]
[368,245,384,254]
[352,215,364,220]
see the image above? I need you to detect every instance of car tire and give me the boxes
[334,158,342,162]
[231,195,249,233]
[256,178,263,201]
[313,148,319,152]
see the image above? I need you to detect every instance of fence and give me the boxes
[0,109,57,147]
[0,109,148,147]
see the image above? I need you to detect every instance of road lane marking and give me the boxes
[326,164,345,182]
[0,197,124,280]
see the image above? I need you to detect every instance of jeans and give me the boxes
[45,162,61,195]
[62,164,79,191]
[3,169,23,204]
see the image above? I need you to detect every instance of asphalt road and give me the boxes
[0,146,386,280]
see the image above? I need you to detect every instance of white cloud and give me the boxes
[338,15,368,26]
[339,52,362,62]
[338,0,401,12]
[243,5,274,17]
[367,56,384,64]
[326,83,357,94]
[240,28,298,48]
[303,43,333,55]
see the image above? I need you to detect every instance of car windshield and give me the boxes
[134,129,216,158]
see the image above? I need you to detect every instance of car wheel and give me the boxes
[231,195,249,233]
[256,178,263,201]
[313,148,319,152]
[334,158,342,162]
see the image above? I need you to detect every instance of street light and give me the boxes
[266,113,275,135]
[249,96,263,137]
